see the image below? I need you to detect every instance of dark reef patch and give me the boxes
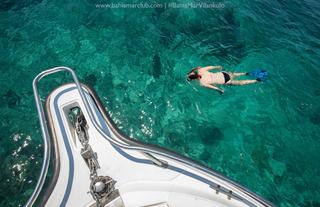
[310,113,320,126]
[152,54,162,78]
[3,89,21,108]
[0,0,43,11]
[83,73,98,87]
[199,125,224,146]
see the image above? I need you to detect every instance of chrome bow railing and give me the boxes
[26,66,274,207]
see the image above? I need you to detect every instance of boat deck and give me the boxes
[42,82,271,207]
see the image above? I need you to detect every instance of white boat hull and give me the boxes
[38,82,273,207]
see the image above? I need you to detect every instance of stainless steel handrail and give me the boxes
[27,66,273,207]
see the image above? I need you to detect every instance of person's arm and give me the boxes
[200,65,223,71]
[202,83,224,94]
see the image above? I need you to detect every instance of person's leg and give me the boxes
[230,72,246,78]
[226,80,257,85]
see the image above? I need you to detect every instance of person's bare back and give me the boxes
[198,70,226,85]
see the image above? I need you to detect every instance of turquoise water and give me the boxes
[0,0,320,206]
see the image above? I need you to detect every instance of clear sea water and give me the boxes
[0,0,319,206]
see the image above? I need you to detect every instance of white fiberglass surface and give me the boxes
[45,84,264,207]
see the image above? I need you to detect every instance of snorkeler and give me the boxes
[187,66,261,94]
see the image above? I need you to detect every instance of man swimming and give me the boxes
[187,66,259,94]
